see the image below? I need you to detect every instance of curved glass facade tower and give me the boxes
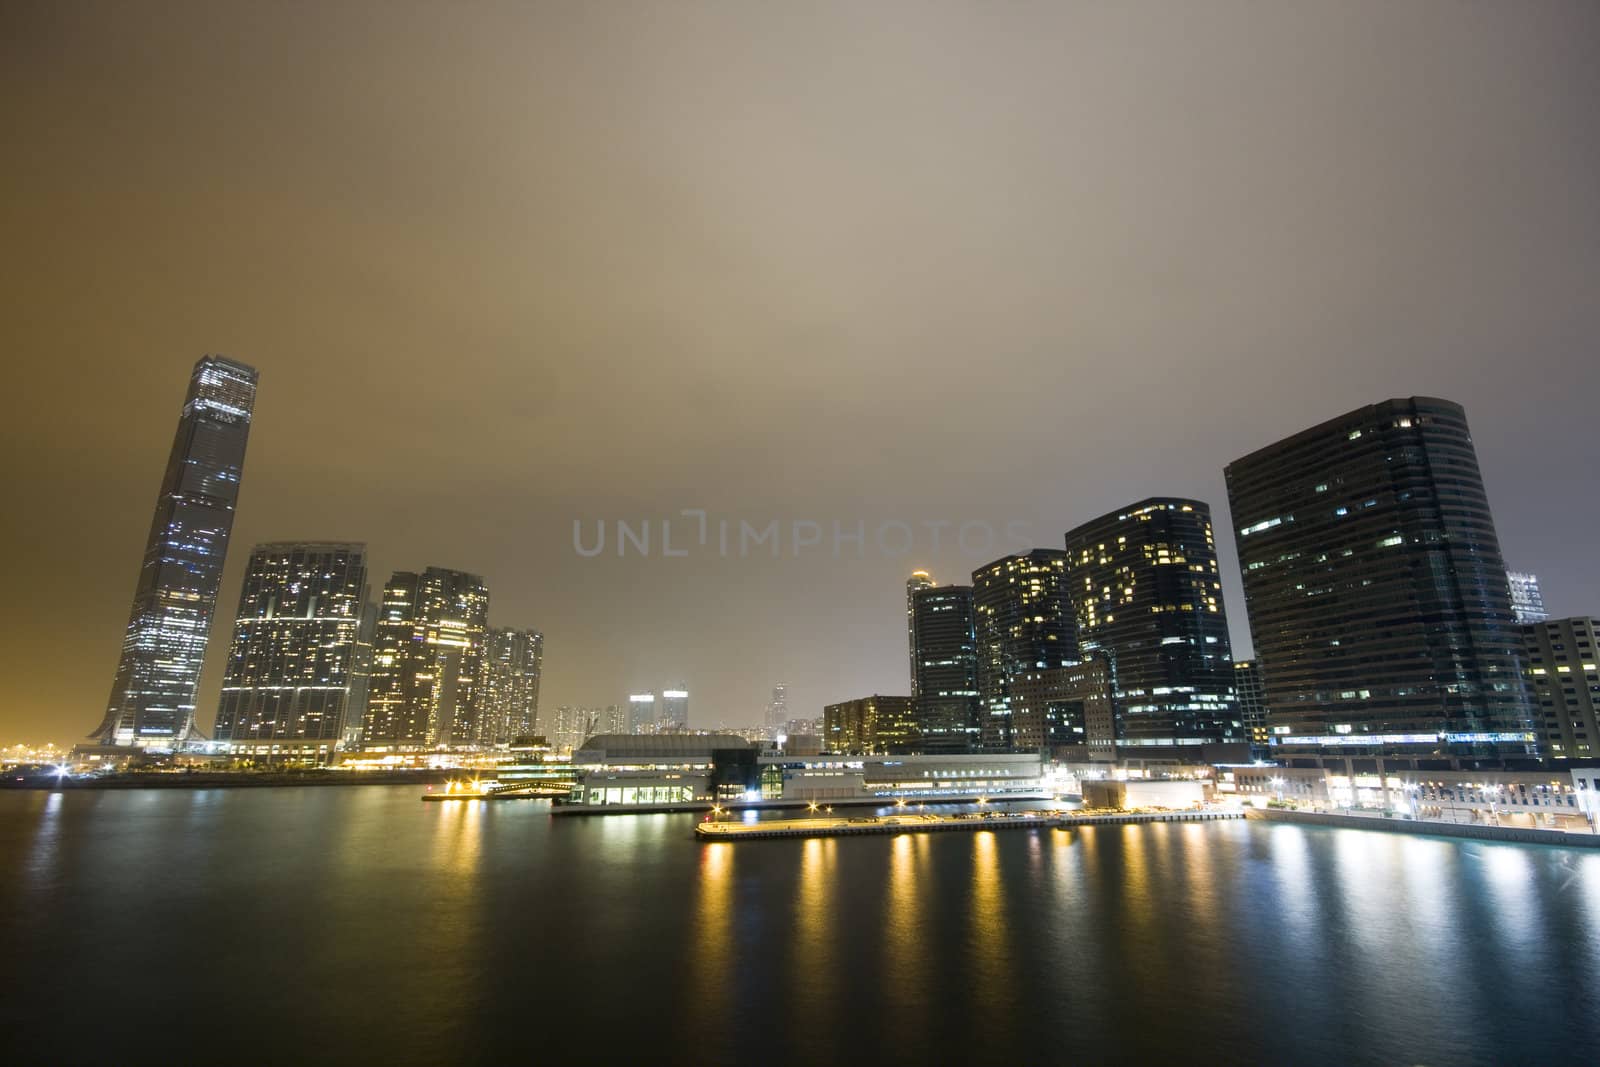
[93,356,258,748]
[1225,397,1535,762]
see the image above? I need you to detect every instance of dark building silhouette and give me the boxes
[909,582,979,752]
[1063,498,1239,757]
[93,356,258,748]
[972,549,1075,750]
[905,570,935,699]
[1233,660,1270,759]
[362,567,490,747]
[1225,397,1535,762]
[214,542,369,762]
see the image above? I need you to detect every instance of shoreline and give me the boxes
[1246,806,1600,848]
[2,769,456,791]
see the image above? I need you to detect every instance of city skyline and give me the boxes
[6,2,1600,745]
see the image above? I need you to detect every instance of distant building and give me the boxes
[1508,571,1549,625]
[362,567,490,747]
[972,549,1075,750]
[550,704,624,752]
[765,684,789,736]
[824,695,916,754]
[93,356,258,748]
[660,686,689,730]
[213,543,369,763]
[1522,618,1599,760]
[1226,397,1535,762]
[1063,498,1239,758]
[1233,660,1270,759]
[909,583,980,752]
[628,692,657,734]
[483,628,543,744]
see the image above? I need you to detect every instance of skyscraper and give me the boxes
[1521,617,1598,760]
[213,543,369,763]
[94,356,258,748]
[628,692,657,734]
[972,549,1075,750]
[1507,571,1549,625]
[909,583,980,752]
[362,567,490,748]
[483,628,544,744]
[823,695,915,755]
[660,686,689,730]
[906,570,934,697]
[1063,498,1239,757]
[765,684,789,736]
[1225,397,1535,762]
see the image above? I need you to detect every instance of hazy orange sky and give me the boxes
[3,1,1597,744]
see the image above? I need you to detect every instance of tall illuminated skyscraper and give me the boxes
[972,549,1075,750]
[909,583,980,752]
[660,685,689,730]
[906,570,934,696]
[1226,398,1534,762]
[93,356,258,748]
[1507,571,1548,625]
[765,684,789,736]
[362,567,490,747]
[213,543,369,763]
[628,692,657,734]
[483,628,544,743]
[1063,498,1239,756]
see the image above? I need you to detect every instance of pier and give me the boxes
[694,808,1243,840]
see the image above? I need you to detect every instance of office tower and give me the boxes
[1063,498,1239,756]
[483,628,544,744]
[972,549,1075,750]
[628,692,657,734]
[362,567,490,747]
[1233,660,1270,759]
[660,685,689,731]
[1507,571,1549,625]
[1226,397,1535,761]
[1522,618,1599,760]
[213,543,368,762]
[1005,657,1115,757]
[93,356,258,748]
[909,583,980,752]
[906,570,935,696]
[343,599,378,746]
[823,695,915,755]
[766,684,789,735]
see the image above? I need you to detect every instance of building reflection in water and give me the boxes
[881,832,931,1047]
[691,841,734,1008]
[789,837,838,1031]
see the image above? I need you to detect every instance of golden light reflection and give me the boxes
[1119,824,1152,933]
[885,834,925,997]
[691,841,734,1005]
[430,796,484,879]
[1180,823,1214,922]
[969,831,1010,1022]
[791,837,838,1030]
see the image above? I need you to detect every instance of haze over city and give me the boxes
[4,0,1598,745]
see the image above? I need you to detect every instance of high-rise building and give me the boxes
[909,583,980,752]
[1522,618,1599,760]
[906,570,935,697]
[1225,398,1535,762]
[362,567,490,747]
[1005,657,1115,758]
[972,549,1075,750]
[1508,571,1549,625]
[823,695,916,755]
[1233,660,1270,759]
[93,356,258,748]
[660,686,689,731]
[1063,498,1239,757]
[628,692,657,734]
[483,628,544,744]
[213,543,369,762]
[765,684,789,735]
[550,704,625,752]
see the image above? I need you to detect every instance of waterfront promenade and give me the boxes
[1247,806,1600,848]
[695,807,1243,840]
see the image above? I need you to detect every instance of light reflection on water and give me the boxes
[3,789,1599,1067]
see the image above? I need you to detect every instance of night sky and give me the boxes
[4,1,1598,744]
